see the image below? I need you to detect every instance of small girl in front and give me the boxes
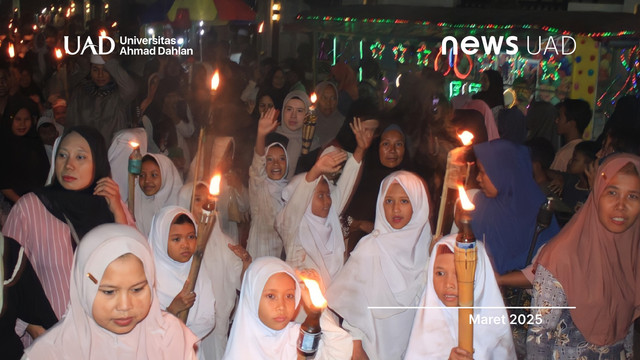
[135,153,183,235]
[148,206,216,344]
[404,235,516,360]
[223,257,352,360]
[22,224,198,360]
[327,171,431,360]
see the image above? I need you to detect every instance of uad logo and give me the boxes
[63,36,116,55]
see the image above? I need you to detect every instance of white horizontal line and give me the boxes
[367,306,576,310]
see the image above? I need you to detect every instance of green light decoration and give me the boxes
[392,43,408,64]
[370,41,385,60]
[449,80,482,97]
[296,14,637,38]
[416,43,432,67]
[540,55,560,82]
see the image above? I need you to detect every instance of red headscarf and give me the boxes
[537,153,640,345]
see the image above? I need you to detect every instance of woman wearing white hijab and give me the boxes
[22,223,198,360]
[148,206,215,341]
[326,171,431,360]
[223,257,352,360]
[134,153,183,236]
[404,235,516,360]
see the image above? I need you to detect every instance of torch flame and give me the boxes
[258,21,264,33]
[310,92,317,104]
[129,141,139,149]
[209,174,221,196]
[458,131,474,146]
[302,279,327,308]
[457,184,475,211]
[99,30,106,37]
[55,48,63,59]
[8,43,14,58]
[211,70,220,91]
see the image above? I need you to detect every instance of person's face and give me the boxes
[167,220,197,263]
[567,151,591,175]
[383,182,413,229]
[379,130,405,168]
[55,132,94,191]
[11,108,32,136]
[53,105,67,125]
[38,124,58,145]
[19,70,31,88]
[555,107,571,136]
[271,70,285,89]
[139,160,162,196]
[91,64,111,87]
[92,254,152,334]
[192,185,209,221]
[476,161,498,198]
[266,145,286,180]
[597,171,640,234]
[311,179,332,218]
[283,98,306,131]
[433,252,458,307]
[318,86,337,116]
[258,272,297,331]
[258,95,274,115]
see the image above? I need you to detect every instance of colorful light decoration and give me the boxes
[416,43,431,67]
[434,47,473,80]
[597,46,640,107]
[370,40,385,60]
[392,43,408,64]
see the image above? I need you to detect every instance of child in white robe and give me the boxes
[223,257,352,360]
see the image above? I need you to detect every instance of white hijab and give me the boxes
[148,206,216,339]
[223,257,301,360]
[404,235,516,359]
[326,171,431,344]
[265,142,289,206]
[135,153,184,236]
[107,128,148,203]
[281,174,344,285]
[24,224,198,360]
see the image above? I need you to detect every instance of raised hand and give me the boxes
[257,107,280,137]
[167,280,196,316]
[350,117,374,151]
[94,177,127,224]
[316,150,348,174]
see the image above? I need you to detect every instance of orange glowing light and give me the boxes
[99,30,106,37]
[209,174,221,196]
[55,48,63,59]
[457,185,475,211]
[258,21,264,33]
[211,70,220,91]
[32,25,38,31]
[458,131,474,146]
[302,279,327,308]
[111,22,117,28]
[8,43,14,58]
[129,141,139,149]
[310,92,317,104]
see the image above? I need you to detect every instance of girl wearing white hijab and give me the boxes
[107,127,148,203]
[404,235,516,360]
[148,206,216,342]
[223,257,352,360]
[22,223,198,360]
[326,171,431,360]
[247,108,289,258]
[134,153,184,236]
[177,182,247,360]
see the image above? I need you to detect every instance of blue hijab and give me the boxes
[471,139,559,275]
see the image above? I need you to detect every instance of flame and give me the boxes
[310,92,317,104]
[258,21,264,33]
[209,174,221,196]
[99,30,106,37]
[457,184,475,211]
[111,22,117,28]
[8,43,14,58]
[32,25,38,31]
[211,70,220,91]
[458,131,474,146]
[55,48,63,59]
[302,279,327,308]
[129,141,139,149]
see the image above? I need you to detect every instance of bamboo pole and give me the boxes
[190,128,205,214]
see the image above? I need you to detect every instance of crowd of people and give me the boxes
[0,20,639,360]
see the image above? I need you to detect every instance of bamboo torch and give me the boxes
[297,277,327,357]
[54,48,69,103]
[455,184,477,354]
[434,131,475,239]
[8,42,15,63]
[127,141,142,218]
[179,173,221,322]
[301,92,317,155]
